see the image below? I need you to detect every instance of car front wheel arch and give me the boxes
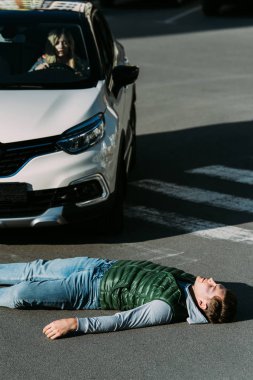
[97,135,127,234]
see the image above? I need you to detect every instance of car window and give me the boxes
[92,11,114,78]
[0,19,94,89]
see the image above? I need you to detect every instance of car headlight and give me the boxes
[57,113,105,154]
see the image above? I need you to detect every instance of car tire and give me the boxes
[201,0,220,16]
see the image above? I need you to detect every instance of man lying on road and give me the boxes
[0,256,237,340]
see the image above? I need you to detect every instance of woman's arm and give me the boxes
[29,57,49,72]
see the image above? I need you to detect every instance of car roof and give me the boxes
[0,0,93,14]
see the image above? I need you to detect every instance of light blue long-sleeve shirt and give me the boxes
[77,282,208,334]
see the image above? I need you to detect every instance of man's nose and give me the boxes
[208,278,216,285]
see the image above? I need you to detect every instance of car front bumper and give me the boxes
[0,173,114,228]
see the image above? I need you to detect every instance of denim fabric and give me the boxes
[0,257,116,310]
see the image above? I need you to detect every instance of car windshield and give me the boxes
[0,19,93,89]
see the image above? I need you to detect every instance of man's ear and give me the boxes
[197,298,208,311]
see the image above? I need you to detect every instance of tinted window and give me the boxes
[0,19,94,89]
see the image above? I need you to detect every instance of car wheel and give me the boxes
[201,0,220,16]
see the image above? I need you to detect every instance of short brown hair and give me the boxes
[205,289,237,323]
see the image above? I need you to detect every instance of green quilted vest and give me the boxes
[100,260,196,323]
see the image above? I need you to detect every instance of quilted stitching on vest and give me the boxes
[100,260,196,322]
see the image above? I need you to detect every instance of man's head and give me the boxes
[192,276,237,323]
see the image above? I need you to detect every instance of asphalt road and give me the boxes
[1,1,253,379]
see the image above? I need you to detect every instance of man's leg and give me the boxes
[0,280,73,309]
[0,257,109,285]
[0,268,99,309]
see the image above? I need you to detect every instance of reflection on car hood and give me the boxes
[0,82,105,143]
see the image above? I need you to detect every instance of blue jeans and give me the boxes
[0,257,116,310]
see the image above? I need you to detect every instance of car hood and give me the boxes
[0,82,106,143]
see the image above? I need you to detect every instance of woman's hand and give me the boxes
[35,62,49,70]
[43,318,78,340]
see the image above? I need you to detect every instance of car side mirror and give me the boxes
[112,65,139,97]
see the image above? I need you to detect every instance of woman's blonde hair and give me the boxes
[44,28,77,68]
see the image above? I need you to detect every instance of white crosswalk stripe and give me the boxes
[127,166,253,245]
[126,206,253,245]
[186,165,253,185]
[132,179,253,214]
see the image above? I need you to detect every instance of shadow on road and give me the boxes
[223,282,253,322]
[101,1,253,39]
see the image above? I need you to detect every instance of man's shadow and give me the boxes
[223,282,253,322]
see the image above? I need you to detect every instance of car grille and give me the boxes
[0,136,60,176]
[0,180,104,218]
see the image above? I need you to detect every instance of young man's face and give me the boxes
[192,277,226,310]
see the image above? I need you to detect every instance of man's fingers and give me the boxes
[44,327,61,340]
[42,325,50,333]
[46,331,60,340]
[45,330,55,338]
[43,318,76,340]
[43,323,58,336]
[43,323,54,333]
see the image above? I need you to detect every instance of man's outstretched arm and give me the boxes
[43,300,173,340]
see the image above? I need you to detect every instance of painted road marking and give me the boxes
[119,242,185,262]
[186,165,253,185]
[126,206,253,245]
[161,6,201,24]
[113,242,197,266]
[132,179,253,214]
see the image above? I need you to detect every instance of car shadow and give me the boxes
[1,119,253,245]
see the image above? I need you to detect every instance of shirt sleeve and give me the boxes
[77,300,173,334]
[29,57,45,72]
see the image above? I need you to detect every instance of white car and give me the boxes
[0,0,139,232]
[100,0,185,7]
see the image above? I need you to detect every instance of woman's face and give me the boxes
[55,35,70,58]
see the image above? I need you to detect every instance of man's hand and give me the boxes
[43,318,78,340]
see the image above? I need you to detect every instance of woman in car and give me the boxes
[29,28,86,74]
